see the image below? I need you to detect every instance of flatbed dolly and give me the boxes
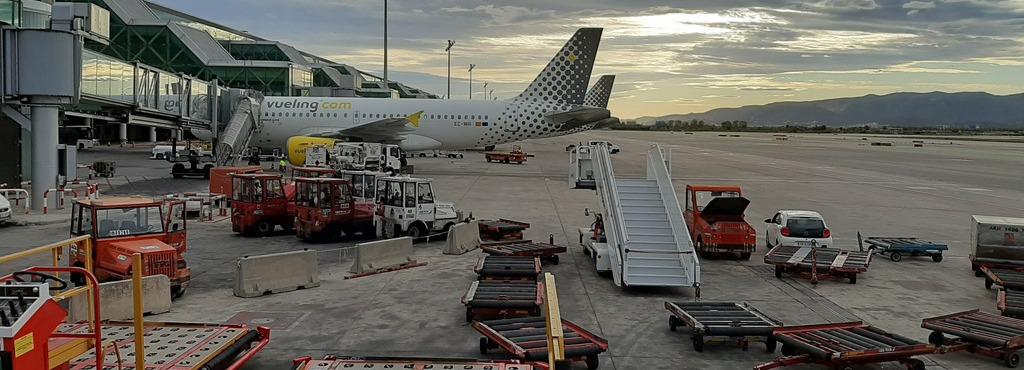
[479,218,531,241]
[764,245,872,284]
[999,289,1024,318]
[482,240,568,265]
[858,233,948,262]
[475,255,542,281]
[60,321,270,369]
[292,356,535,370]
[754,321,933,370]
[983,266,1024,290]
[474,316,608,370]
[665,301,781,352]
[924,309,1024,367]
[485,145,528,164]
[463,280,543,322]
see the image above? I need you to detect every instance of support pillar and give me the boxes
[176,128,184,141]
[149,127,157,142]
[30,105,59,211]
[119,123,128,147]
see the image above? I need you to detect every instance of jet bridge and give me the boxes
[590,142,700,292]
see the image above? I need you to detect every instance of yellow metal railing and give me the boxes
[543,272,565,367]
[0,235,94,300]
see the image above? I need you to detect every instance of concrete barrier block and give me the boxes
[234,249,319,298]
[350,237,415,274]
[68,275,171,321]
[444,221,481,255]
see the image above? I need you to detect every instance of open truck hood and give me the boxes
[701,197,750,217]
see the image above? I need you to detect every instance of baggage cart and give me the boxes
[764,245,871,284]
[925,309,1024,368]
[754,322,932,370]
[858,233,948,262]
[665,301,781,352]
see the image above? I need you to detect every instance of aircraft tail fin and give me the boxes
[515,28,602,105]
[584,75,615,108]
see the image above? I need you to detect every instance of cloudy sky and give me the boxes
[155,0,1024,118]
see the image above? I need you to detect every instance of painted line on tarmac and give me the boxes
[960,187,993,192]
[907,186,936,190]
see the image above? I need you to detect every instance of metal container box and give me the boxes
[972,215,1024,263]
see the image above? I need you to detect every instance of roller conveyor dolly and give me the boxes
[463,280,543,322]
[474,316,608,370]
[292,356,536,370]
[475,255,542,281]
[1001,289,1024,318]
[754,322,933,370]
[665,301,781,352]
[479,219,531,241]
[481,240,568,265]
[983,266,1024,291]
[764,245,872,284]
[924,309,1024,367]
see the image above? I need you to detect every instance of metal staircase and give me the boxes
[214,92,264,166]
[592,143,700,290]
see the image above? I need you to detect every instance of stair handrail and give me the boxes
[646,144,700,287]
[592,142,628,284]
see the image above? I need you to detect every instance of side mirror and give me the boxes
[764,218,772,223]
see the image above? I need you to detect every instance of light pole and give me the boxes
[445,40,455,99]
[468,64,476,100]
[383,0,388,92]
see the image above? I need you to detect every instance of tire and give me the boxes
[692,335,704,352]
[976,269,984,277]
[172,164,185,179]
[203,165,213,179]
[740,252,752,260]
[849,275,857,284]
[156,153,165,160]
[928,331,946,346]
[551,255,560,265]
[407,223,426,239]
[256,221,273,236]
[171,285,186,299]
[986,279,994,290]
[1007,351,1021,368]
[890,252,902,262]
[933,254,943,263]
[466,307,474,322]
[669,316,679,332]
[775,265,783,278]
[478,337,489,354]
[765,337,777,353]
[78,143,85,150]
[908,359,926,370]
[585,356,599,370]
[419,153,426,158]
[458,154,464,159]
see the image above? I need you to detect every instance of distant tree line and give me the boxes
[607,120,1024,135]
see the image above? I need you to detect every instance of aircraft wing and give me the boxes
[305,111,423,143]
[547,106,611,132]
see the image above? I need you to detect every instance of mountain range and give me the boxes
[635,92,1024,128]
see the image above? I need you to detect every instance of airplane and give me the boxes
[197,28,615,165]
[556,75,616,134]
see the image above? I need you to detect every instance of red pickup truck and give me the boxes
[683,185,757,260]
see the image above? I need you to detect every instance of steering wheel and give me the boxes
[12,271,69,291]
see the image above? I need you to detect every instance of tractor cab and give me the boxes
[376,176,463,240]
[291,166,336,179]
[231,173,295,236]
[337,169,387,227]
[70,197,191,297]
[294,177,369,241]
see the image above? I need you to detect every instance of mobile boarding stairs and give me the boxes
[585,142,700,293]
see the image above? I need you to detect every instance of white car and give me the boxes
[764,210,832,248]
[0,195,12,225]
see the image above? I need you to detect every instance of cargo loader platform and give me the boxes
[665,301,781,352]
[292,356,535,370]
[754,322,932,370]
[59,321,270,370]
[925,309,1024,368]
[475,255,542,281]
[463,280,543,322]
[474,316,608,370]
[764,245,872,284]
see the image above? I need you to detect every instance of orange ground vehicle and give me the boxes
[231,173,296,236]
[294,177,371,241]
[485,145,528,164]
[683,185,757,260]
[70,197,191,297]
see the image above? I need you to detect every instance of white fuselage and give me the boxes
[256,97,543,151]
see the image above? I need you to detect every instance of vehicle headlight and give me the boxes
[0,207,8,213]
